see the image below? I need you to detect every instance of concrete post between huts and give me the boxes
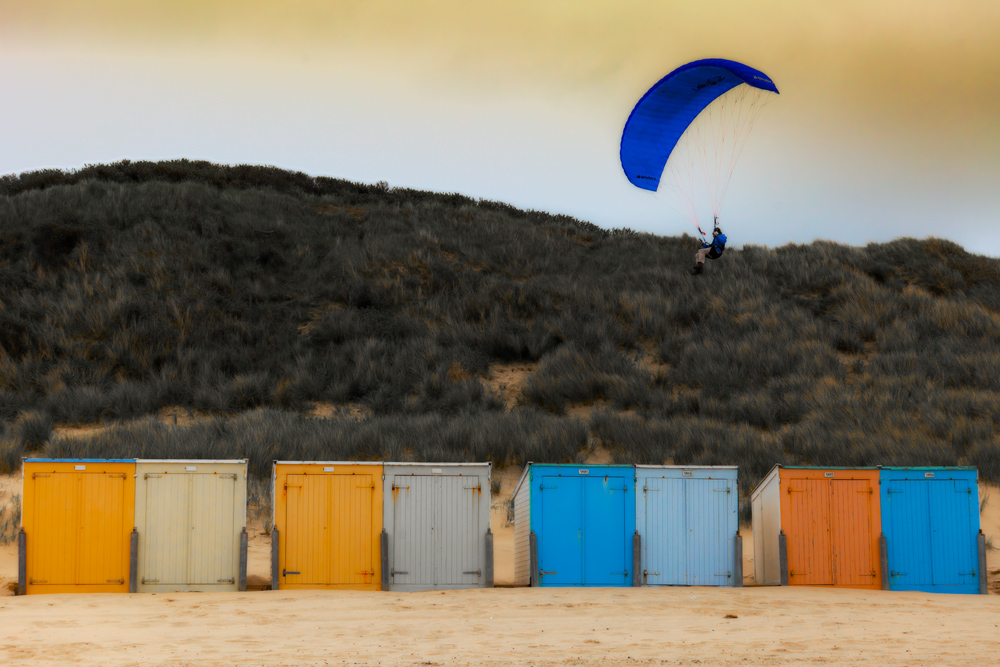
[129,528,138,593]
[632,532,641,587]
[978,531,988,595]
[17,528,26,596]
[529,531,539,587]
[239,527,248,592]
[733,532,743,588]
[879,533,890,591]
[484,528,494,588]
[778,530,789,586]
[381,529,390,591]
[270,527,280,591]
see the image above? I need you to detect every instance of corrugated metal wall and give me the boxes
[512,468,531,586]
[272,463,383,590]
[529,465,635,587]
[22,460,136,594]
[881,468,980,593]
[779,468,881,589]
[383,463,491,591]
[636,467,738,586]
[134,460,247,592]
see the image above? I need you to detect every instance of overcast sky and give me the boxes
[2,1,999,254]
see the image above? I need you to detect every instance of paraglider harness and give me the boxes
[697,219,727,259]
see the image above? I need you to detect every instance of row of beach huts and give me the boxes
[13,459,988,595]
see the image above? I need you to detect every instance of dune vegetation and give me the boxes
[2,160,999,513]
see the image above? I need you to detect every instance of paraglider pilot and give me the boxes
[691,224,726,275]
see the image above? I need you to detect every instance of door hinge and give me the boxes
[611,571,629,576]
[145,474,162,479]
[217,578,235,584]
[463,570,482,576]
[540,571,557,576]
[221,474,237,480]
[391,570,408,576]
[30,579,48,584]
[142,578,159,584]
[539,485,557,490]
[32,473,50,478]
[283,570,300,576]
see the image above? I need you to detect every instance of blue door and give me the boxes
[583,476,629,585]
[538,476,583,585]
[534,467,633,586]
[638,471,737,586]
[685,478,734,586]
[928,479,977,589]
[884,477,979,593]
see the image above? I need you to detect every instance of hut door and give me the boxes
[188,473,237,585]
[884,479,932,588]
[142,473,191,586]
[391,475,435,586]
[829,479,877,587]
[582,476,629,586]
[928,479,977,588]
[392,475,482,587]
[786,478,833,585]
[283,473,376,586]
[684,478,733,586]
[435,476,482,585]
[28,472,81,586]
[641,476,685,585]
[538,476,583,585]
[29,472,128,588]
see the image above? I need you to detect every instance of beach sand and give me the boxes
[1,474,997,666]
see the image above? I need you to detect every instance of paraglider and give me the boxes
[620,59,778,274]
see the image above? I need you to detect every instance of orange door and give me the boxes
[23,461,135,594]
[786,478,832,585]
[781,470,880,589]
[830,479,878,587]
[274,463,382,590]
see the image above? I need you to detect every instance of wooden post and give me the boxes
[632,532,642,587]
[778,530,789,586]
[129,528,138,593]
[879,532,890,591]
[270,527,280,591]
[380,529,390,592]
[17,528,26,596]
[978,531,988,595]
[238,527,248,592]
[529,531,539,587]
[733,533,743,588]
[484,528,494,588]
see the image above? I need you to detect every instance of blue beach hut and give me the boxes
[635,465,740,586]
[879,467,985,594]
[513,464,635,587]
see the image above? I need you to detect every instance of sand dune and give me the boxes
[1,475,998,666]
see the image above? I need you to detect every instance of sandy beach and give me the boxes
[1,474,998,666]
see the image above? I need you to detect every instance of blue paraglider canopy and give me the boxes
[621,59,779,193]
